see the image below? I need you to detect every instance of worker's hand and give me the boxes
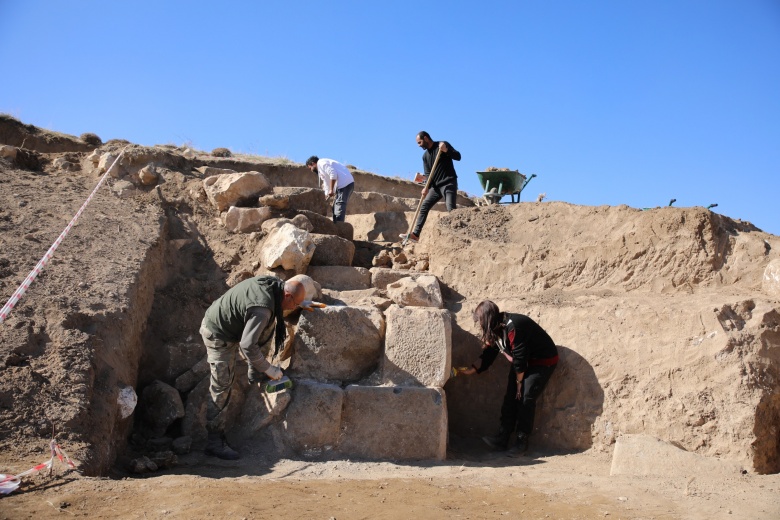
[264,365,283,381]
[422,187,429,197]
[439,142,448,153]
[451,366,475,377]
[515,373,525,400]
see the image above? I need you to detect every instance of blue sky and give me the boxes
[1,1,778,235]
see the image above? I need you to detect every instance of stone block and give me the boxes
[140,380,185,437]
[174,357,209,393]
[386,275,443,308]
[260,223,315,273]
[0,145,18,159]
[610,434,745,477]
[164,342,206,382]
[289,306,384,382]
[234,384,292,439]
[297,210,339,235]
[321,288,392,311]
[258,187,328,215]
[138,163,159,185]
[224,206,272,233]
[338,385,447,460]
[310,234,354,266]
[306,266,371,291]
[204,171,271,211]
[283,380,343,455]
[370,268,424,290]
[383,305,452,387]
[334,221,354,241]
[762,259,780,298]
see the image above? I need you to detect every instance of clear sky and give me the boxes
[1,1,778,235]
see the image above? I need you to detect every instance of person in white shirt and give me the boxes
[305,156,355,222]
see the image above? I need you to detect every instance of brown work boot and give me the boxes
[507,432,529,457]
[204,432,240,460]
[481,427,511,451]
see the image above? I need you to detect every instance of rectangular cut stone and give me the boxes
[283,380,343,455]
[383,305,452,387]
[369,267,425,290]
[339,386,447,460]
[289,306,384,382]
[307,265,371,291]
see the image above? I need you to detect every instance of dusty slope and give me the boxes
[423,203,780,472]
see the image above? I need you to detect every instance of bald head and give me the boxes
[282,280,307,310]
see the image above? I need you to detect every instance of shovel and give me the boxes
[402,149,443,246]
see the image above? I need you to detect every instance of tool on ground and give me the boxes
[402,149,444,247]
[265,375,293,393]
[299,300,326,312]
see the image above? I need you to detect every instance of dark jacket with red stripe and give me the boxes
[477,313,558,374]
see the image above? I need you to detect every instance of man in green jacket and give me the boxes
[200,276,306,459]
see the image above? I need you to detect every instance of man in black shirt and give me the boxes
[401,131,461,243]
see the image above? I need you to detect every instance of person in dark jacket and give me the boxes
[199,276,306,459]
[400,131,461,243]
[458,300,558,454]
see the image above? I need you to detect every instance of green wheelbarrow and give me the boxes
[476,170,536,204]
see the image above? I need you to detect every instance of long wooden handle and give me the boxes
[403,149,443,246]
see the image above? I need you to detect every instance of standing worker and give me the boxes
[457,300,558,455]
[306,156,355,223]
[400,131,461,243]
[200,276,306,460]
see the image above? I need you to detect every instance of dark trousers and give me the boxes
[332,182,354,223]
[500,363,556,436]
[412,182,457,237]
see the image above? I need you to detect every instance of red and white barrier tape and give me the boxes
[0,147,127,325]
[0,439,77,495]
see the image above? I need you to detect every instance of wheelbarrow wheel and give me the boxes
[483,188,501,205]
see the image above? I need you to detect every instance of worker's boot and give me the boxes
[481,427,511,451]
[507,432,529,457]
[204,432,240,460]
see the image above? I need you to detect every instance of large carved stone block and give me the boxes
[338,385,447,460]
[309,234,355,266]
[282,380,343,455]
[307,265,371,291]
[289,306,384,382]
[383,305,452,387]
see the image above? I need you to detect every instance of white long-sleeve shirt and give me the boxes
[316,158,354,196]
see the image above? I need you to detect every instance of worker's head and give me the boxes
[305,156,319,173]
[473,300,502,347]
[282,280,307,311]
[416,131,433,150]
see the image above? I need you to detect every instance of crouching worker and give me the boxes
[200,276,306,459]
[458,300,558,455]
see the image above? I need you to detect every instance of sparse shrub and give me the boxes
[211,147,233,157]
[80,132,102,146]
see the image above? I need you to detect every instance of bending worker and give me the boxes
[401,130,461,243]
[306,156,355,223]
[200,276,306,460]
[458,300,558,455]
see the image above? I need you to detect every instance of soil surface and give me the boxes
[1,120,778,518]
